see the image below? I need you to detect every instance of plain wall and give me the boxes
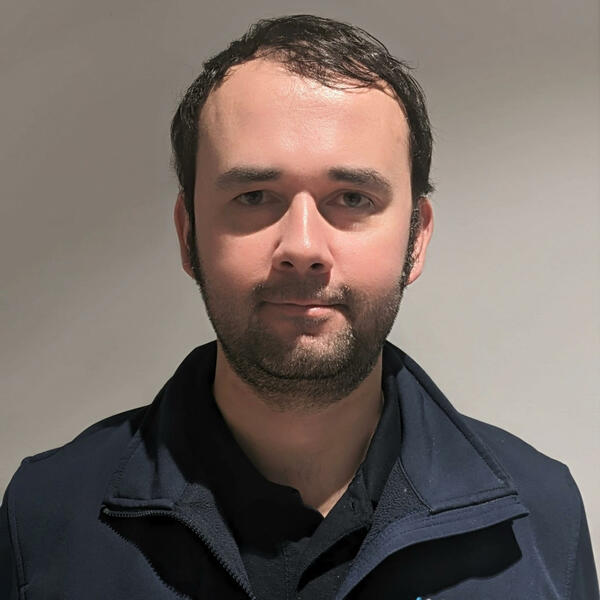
[2,0,599,560]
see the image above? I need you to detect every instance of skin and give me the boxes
[174,58,433,515]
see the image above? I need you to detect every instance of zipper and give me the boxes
[102,506,256,600]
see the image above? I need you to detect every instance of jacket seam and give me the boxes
[563,466,582,600]
[433,486,509,505]
[107,437,143,499]
[6,477,28,598]
[393,497,519,535]
[21,448,61,464]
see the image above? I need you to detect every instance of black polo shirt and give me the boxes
[203,373,402,600]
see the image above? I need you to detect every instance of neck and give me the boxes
[213,343,384,516]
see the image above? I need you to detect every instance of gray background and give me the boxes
[2,0,599,561]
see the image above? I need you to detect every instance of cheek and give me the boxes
[196,229,271,289]
[334,228,409,293]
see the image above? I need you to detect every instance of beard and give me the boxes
[188,205,421,410]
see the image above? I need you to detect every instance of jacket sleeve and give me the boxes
[1,482,21,600]
[567,483,599,600]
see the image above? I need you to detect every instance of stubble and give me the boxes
[187,204,420,410]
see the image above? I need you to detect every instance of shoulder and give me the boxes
[0,406,150,593]
[3,405,148,520]
[19,404,145,469]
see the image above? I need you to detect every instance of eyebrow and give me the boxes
[215,165,393,195]
[215,167,283,189]
[328,167,392,195]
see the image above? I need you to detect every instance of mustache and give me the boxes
[252,281,354,305]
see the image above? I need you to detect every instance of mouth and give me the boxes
[261,301,345,318]
[275,299,339,307]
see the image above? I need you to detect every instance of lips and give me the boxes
[268,299,339,307]
[261,301,343,318]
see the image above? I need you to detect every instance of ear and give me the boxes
[174,192,195,279]
[407,197,434,285]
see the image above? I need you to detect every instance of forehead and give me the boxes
[197,58,410,177]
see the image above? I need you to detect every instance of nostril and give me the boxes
[310,262,324,271]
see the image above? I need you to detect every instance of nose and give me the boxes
[272,193,333,276]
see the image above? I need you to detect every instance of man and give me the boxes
[1,14,597,600]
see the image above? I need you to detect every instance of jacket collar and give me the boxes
[102,341,521,515]
[383,344,519,513]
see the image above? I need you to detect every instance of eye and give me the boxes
[336,191,374,210]
[234,190,267,206]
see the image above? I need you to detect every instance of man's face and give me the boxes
[175,59,432,407]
